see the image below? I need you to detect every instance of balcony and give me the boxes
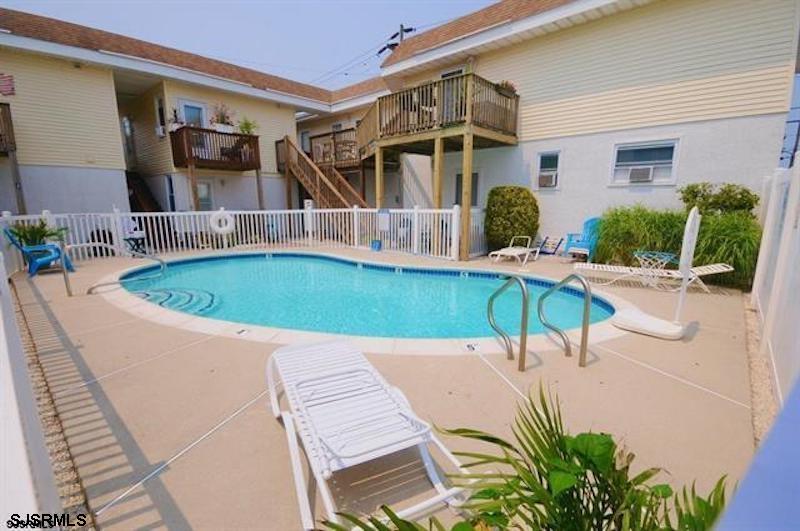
[0,103,15,154]
[170,126,260,171]
[356,73,519,157]
[310,128,360,169]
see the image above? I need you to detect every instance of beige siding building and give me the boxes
[0,0,797,245]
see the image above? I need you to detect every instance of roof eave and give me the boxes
[0,32,332,112]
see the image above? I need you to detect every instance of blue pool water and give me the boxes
[122,253,614,338]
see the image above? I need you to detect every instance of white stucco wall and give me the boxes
[0,158,17,213]
[17,165,130,213]
[166,172,288,211]
[437,113,785,237]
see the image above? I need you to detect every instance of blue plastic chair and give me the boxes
[563,217,601,261]
[3,228,74,277]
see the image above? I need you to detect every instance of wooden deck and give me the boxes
[356,73,519,158]
[310,128,360,169]
[0,103,15,154]
[170,126,260,172]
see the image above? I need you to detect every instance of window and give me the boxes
[154,97,166,127]
[197,181,213,211]
[299,130,311,152]
[537,152,559,188]
[455,172,479,207]
[441,67,465,79]
[612,140,677,185]
[179,99,207,127]
[331,122,343,132]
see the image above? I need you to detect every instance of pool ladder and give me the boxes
[487,273,592,371]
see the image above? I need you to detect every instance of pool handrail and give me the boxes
[537,273,591,367]
[63,242,168,295]
[487,275,529,372]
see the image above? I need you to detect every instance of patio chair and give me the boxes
[3,228,74,277]
[530,236,563,261]
[563,217,601,262]
[267,341,468,530]
[121,217,147,255]
[489,235,534,265]
[574,260,733,293]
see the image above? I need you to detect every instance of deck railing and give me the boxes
[356,73,519,154]
[170,126,260,171]
[310,128,360,168]
[0,103,15,153]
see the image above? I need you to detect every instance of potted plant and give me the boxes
[168,108,184,132]
[238,116,258,135]
[210,103,235,133]
[496,80,517,97]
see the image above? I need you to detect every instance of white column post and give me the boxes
[450,205,461,261]
[304,199,314,246]
[351,206,359,248]
[1,210,20,272]
[111,206,126,256]
[412,205,420,255]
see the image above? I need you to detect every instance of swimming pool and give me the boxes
[121,253,615,339]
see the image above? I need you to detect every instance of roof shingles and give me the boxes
[382,0,575,67]
[0,7,389,104]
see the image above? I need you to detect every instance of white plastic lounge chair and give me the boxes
[574,261,733,292]
[266,341,468,530]
[489,235,533,265]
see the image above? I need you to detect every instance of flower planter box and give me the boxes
[213,124,236,134]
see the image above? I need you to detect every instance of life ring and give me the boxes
[209,208,235,235]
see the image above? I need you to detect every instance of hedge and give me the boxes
[594,205,760,289]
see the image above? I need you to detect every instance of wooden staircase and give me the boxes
[281,135,365,208]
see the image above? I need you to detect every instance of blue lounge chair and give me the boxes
[564,217,601,262]
[3,228,74,277]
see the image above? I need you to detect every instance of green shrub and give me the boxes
[696,211,761,289]
[10,220,67,246]
[324,386,728,531]
[484,186,539,251]
[595,206,760,289]
[679,182,759,215]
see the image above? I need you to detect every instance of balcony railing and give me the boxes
[0,103,15,154]
[356,73,519,155]
[310,128,360,168]
[170,126,260,171]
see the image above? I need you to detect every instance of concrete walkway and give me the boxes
[13,249,754,529]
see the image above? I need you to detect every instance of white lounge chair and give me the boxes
[574,261,733,292]
[489,235,533,265]
[266,341,468,529]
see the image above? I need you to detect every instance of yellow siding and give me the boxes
[471,0,797,141]
[121,82,174,175]
[0,48,125,168]
[298,106,369,138]
[165,81,296,174]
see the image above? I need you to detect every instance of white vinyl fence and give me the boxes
[0,255,62,518]
[751,164,800,402]
[1,205,487,275]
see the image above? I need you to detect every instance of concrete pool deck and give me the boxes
[12,248,755,529]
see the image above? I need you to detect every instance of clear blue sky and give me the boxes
[1,0,495,89]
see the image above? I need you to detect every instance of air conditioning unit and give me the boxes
[538,170,558,188]
[155,125,166,138]
[628,166,654,183]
